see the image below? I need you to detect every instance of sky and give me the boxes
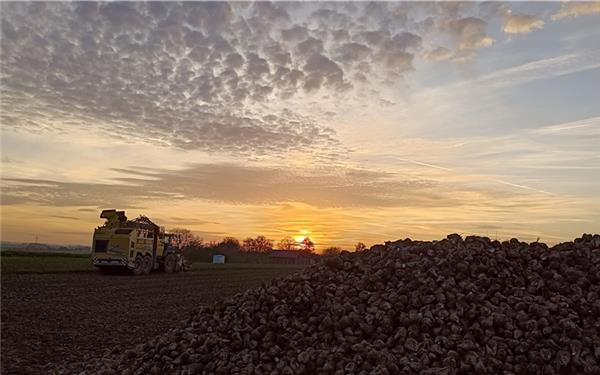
[1,1,599,250]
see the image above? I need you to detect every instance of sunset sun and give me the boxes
[293,235,306,243]
[294,229,312,244]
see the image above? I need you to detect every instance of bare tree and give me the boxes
[169,228,202,249]
[301,237,315,253]
[242,237,254,252]
[242,235,273,252]
[216,237,241,252]
[277,236,297,251]
[355,242,367,252]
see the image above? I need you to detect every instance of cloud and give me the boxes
[375,32,420,73]
[252,2,290,24]
[245,52,271,78]
[335,43,371,63]
[303,54,349,92]
[168,217,220,226]
[0,2,345,159]
[281,25,309,42]
[502,12,545,34]
[1,163,445,209]
[2,1,586,161]
[445,17,494,51]
[356,30,391,46]
[50,215,81,220]
[552,2,600,21]
[296,37,324,57]
[424,47,452,62]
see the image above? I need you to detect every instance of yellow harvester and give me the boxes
[92,209,182,274]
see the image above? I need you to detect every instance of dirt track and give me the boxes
[1,266,302,374]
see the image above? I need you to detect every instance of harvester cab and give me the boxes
[100,209,127,227]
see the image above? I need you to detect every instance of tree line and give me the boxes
[168,228,367,255]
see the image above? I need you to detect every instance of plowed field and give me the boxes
[1,259,303,374]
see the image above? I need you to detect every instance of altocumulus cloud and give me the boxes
[502,12,545,34]
[552,2,600,21]
[1,2,549,157]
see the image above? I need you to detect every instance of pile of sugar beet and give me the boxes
[61,234,600,375]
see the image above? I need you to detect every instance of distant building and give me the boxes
[269,250,315,265]
[212,254,225,264]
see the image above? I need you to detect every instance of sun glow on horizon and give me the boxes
[294,229,312,243]
[293,235,306,243]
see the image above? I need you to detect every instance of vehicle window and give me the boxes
[95,239,108,252]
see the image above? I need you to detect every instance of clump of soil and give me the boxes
[61,234,600,374]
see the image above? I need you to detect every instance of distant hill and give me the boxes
[0,242,90,254]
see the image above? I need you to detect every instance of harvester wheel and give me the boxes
[142,255,152,275]
[164,254,176,273]
[132,255,144,276]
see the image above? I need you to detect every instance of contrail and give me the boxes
[492,179,555,195]
[396,158,454,171]
[532,116,600,134]
[385,155,557,196]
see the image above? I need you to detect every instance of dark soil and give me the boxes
[0,265,302,374]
